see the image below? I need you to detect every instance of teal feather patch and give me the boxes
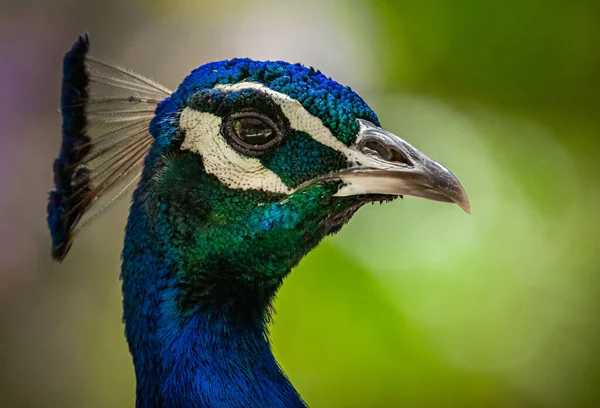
[260,131,347,187]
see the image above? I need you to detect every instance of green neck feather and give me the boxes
[121,148,363,407]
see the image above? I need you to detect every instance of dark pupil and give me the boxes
[232,117,275,145]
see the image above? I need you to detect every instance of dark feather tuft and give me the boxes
[48,34,92,261]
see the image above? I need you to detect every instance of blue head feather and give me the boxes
[151,58,379,148]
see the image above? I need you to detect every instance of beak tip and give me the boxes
[458,200,471,214]
[448,178,470,214]
[453,187,471,214]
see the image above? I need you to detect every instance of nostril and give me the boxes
[389,147,411,166]
[363,140,412,166]
[364,141,392,160]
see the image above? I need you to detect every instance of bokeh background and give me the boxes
[1,0,599,406]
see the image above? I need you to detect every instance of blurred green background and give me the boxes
[0,0,599,407]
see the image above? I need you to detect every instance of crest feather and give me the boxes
[48,35,172,260]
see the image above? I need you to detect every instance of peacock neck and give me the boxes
[121,193,306,408]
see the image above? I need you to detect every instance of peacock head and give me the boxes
[138,59,469,309]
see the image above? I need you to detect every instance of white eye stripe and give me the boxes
[215,82,348,153]
[214,83,388,170]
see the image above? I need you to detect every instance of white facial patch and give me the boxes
[179,108,293,194]
[180,82,393,195]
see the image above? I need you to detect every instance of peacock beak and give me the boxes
[322,119,471,214]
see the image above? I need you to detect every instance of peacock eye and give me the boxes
[223,111,283,156]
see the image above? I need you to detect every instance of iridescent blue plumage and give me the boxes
[49,36,469,408]
[153,58,379,144]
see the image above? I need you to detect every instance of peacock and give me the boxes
[48,35,469,408]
